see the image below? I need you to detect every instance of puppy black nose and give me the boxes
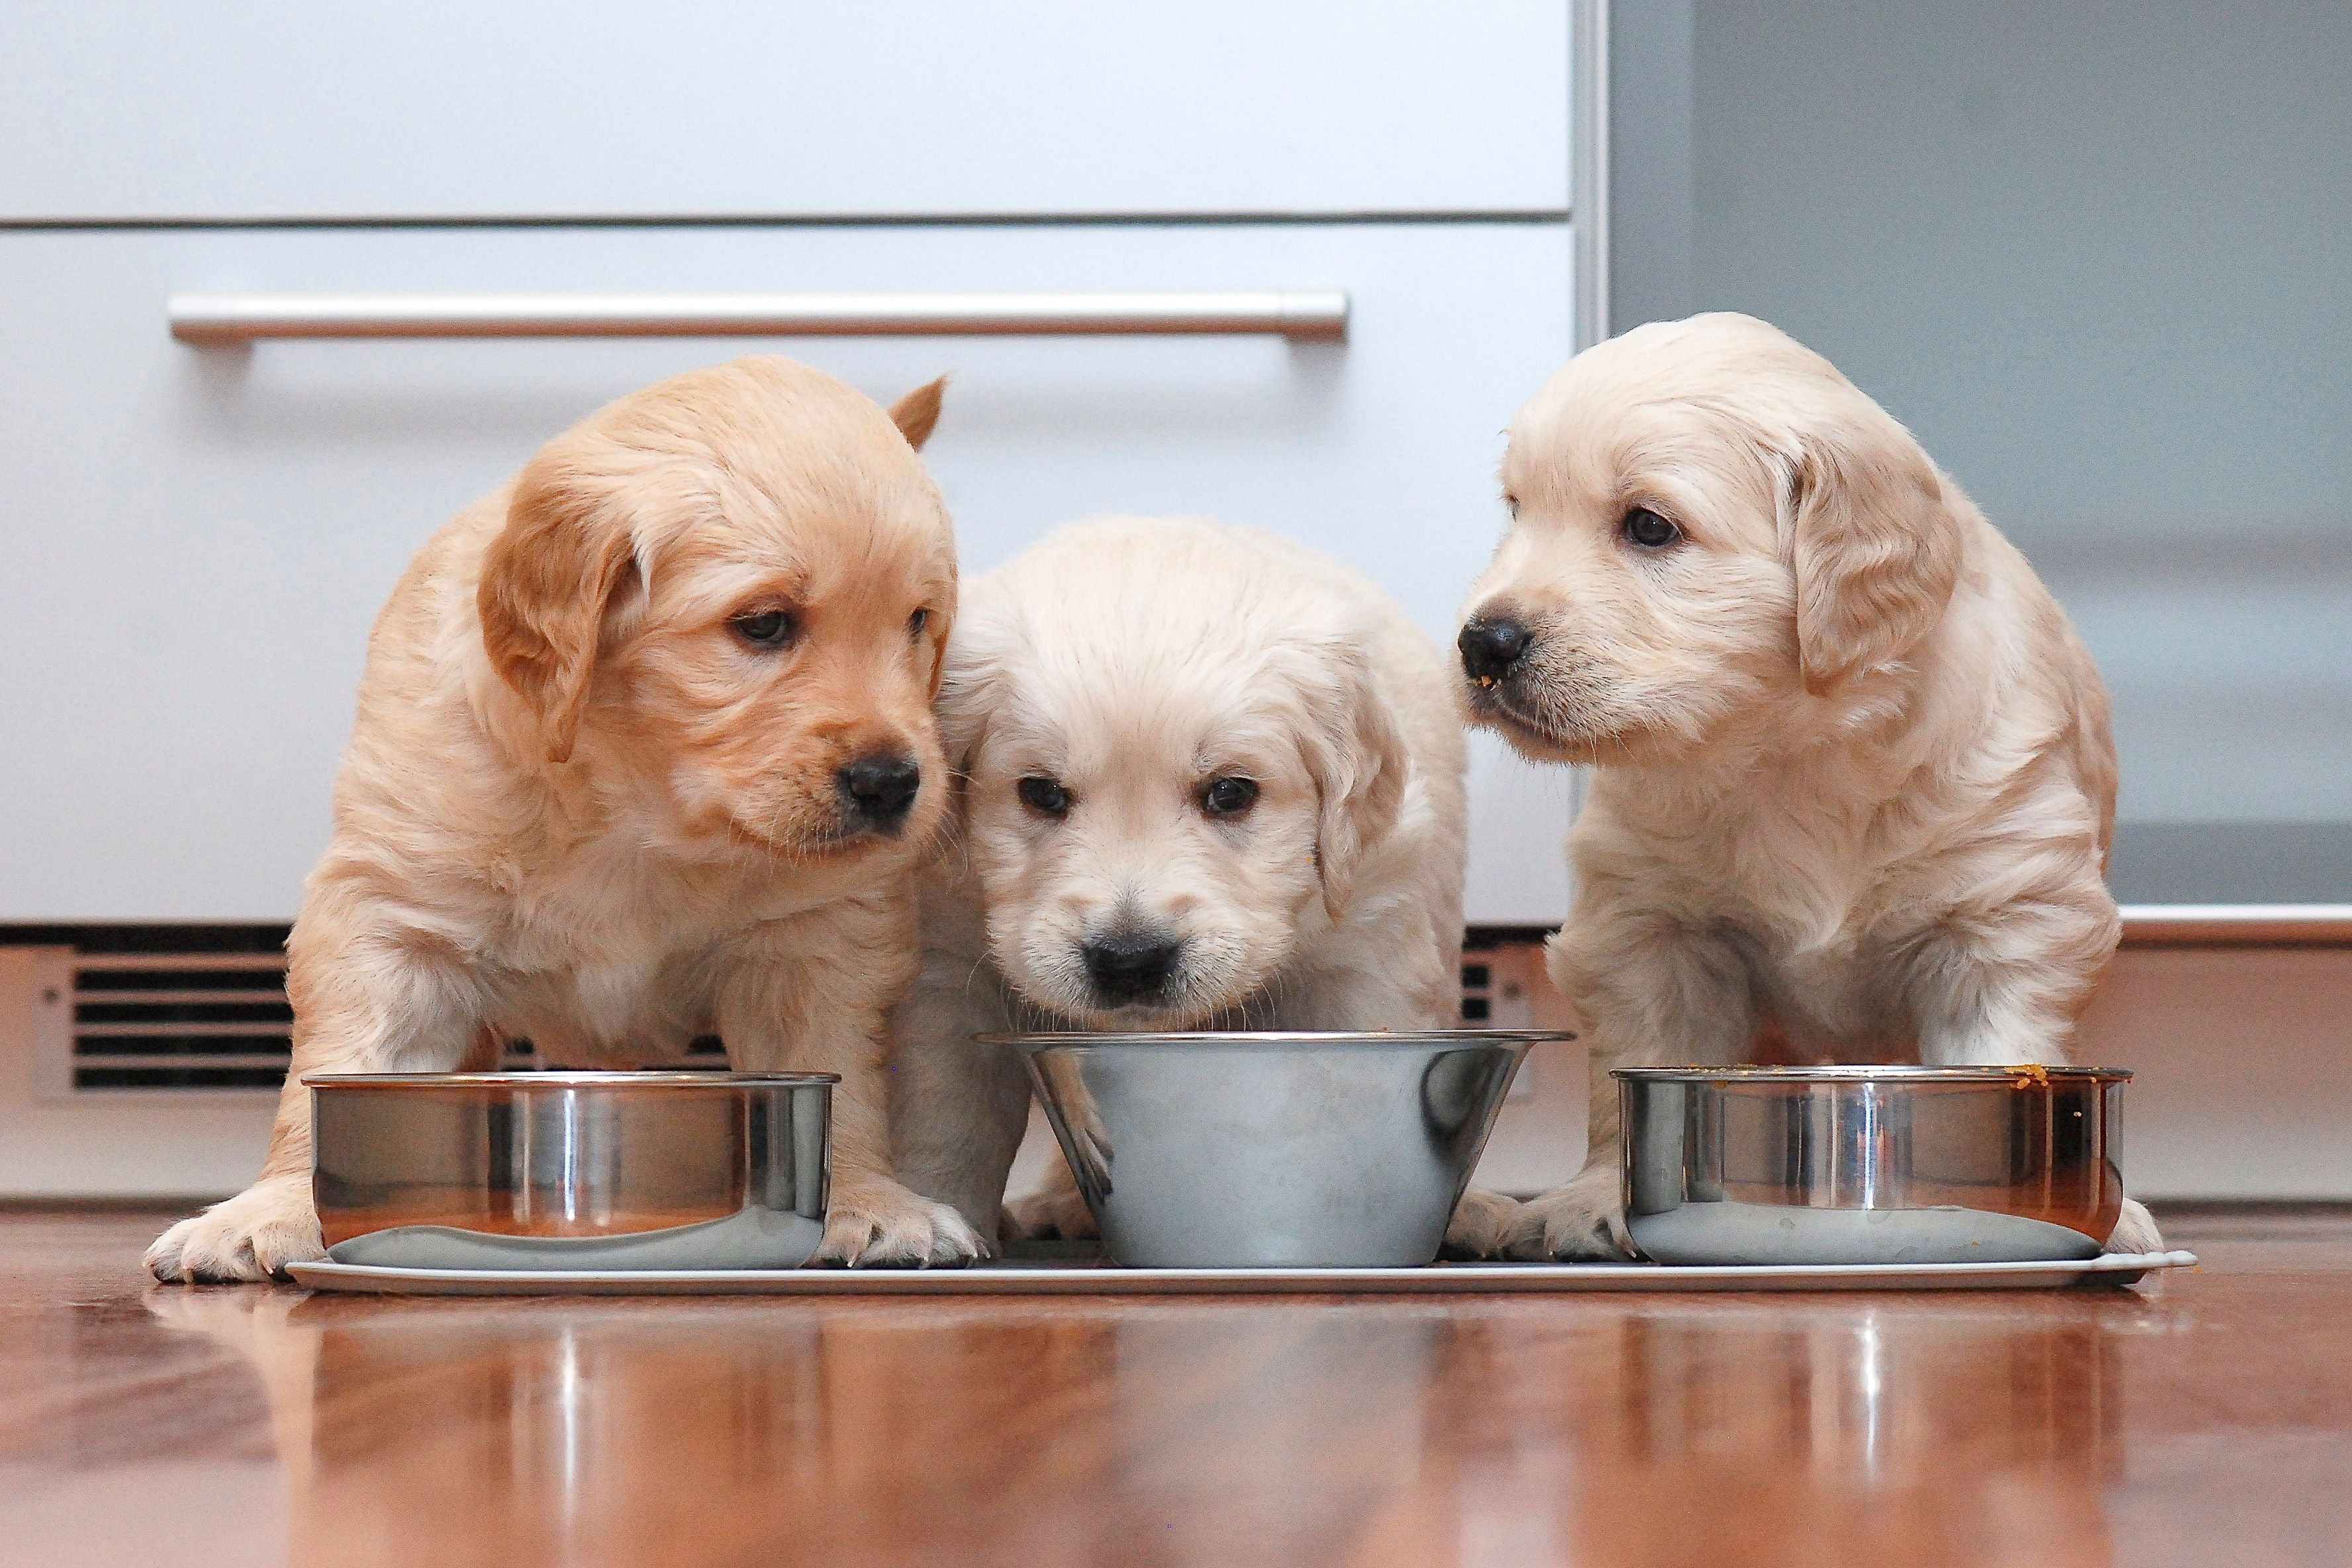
[837,754,921,829]
[1082,930,1184,1004]
[1458,616,1534,683]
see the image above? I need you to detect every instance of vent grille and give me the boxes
[72,951,295,1091]
[46,932,731,1094]
[1460,936,1562,1101]
[1459,960,1495,1024]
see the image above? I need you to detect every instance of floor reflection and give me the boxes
[1093,1310,1446,1563]
[140,1290,1468,1565]
[1439,1295,2136,1567]
[145,1290,1067,1563]
[140,1284,2160,1567]
[1609,1299,2122,1479]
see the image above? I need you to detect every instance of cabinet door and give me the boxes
[0,3,1568,222]
[0,222,1575,924]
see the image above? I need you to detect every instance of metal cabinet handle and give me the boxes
[2118,904,2352,946]
[169,290,1348,344]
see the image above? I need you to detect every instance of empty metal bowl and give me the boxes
[986,1031,1558,1268]
[1619,1065,2131,1266]
[308,1071,834,1270]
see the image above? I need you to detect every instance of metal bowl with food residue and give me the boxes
[309,1071,833,1271]
[1619,1064,2132,1266]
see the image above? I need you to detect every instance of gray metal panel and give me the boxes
[1683,1,2352,900]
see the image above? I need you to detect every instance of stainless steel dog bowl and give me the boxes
[1619,1066,2131,1266]
[308,1071,834,1270]
[988,1031,1558,1268]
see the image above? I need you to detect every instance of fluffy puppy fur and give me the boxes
[1458,313,2161,1260]
[886,518,1512,1252]
[148,356,981,1281]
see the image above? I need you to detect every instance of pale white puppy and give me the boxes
[1457,313,2161,1260]
[888,516,1513,1253]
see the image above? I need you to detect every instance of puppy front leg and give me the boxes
[1906,903,2109,1069]
[146,916,479,1281]
[1504,915,1756,1262]
[888,891,1035,1248]
[1906,905,2161,1252]
[1000,1050,1107,1243]
[722,889,986,1267]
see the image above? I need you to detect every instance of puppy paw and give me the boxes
[1438,1187,1522,1259]
[1000,1181,1100,1243]
[816,1179,988,1268]
[1501,1171,1637,1262]
[146,1179,323,1283]
[2106,1197,2165,1256]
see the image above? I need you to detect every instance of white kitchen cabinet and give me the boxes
[0,220,1576,924]
[0,3,1569,222]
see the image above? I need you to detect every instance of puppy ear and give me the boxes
[477,458,641,765]
[931,615,998,786]
[1300,649,1411,922]
[921,590,957,703]
[1788,407,1962,694]
[888,376,947,451]
[924,631,951,703]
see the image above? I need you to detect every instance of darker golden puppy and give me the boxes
[149,357,977,1280]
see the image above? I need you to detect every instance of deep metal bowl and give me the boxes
[985,1031,1558,1268]
[1618,1066,2131,1266]
[308,1071,834,1270]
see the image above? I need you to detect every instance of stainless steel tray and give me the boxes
[286,1249,2196,1297]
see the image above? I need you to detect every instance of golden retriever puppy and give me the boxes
[886,517,1517,1255]
[148,356,982,1281]
[1458,313,2161,1260]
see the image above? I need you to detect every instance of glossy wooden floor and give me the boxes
[5,1211,2349,1567]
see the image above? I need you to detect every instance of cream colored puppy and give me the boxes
[1458,313,2161,1260]
[888,517,1512,1253]
[148,356,982,1281]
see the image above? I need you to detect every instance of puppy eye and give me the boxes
[1201,776,1258,818]
[1017,776,1070,817]
[729,609,798,649]
[908,608,929,637]
[1621,507,1680,549]
[1503,492,1521,519]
